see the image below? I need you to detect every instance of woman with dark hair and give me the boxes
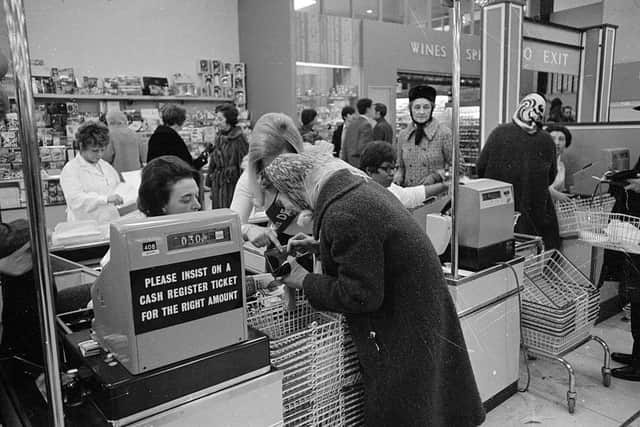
[100,155,201,267]
[477,93,560,249]
[395,85,454,187]
[60,121,124,222]
[147,103,208,169]
[138,155,201,217]
[207,103,248,209]
[298,108,321,144]
[545,124,573,201]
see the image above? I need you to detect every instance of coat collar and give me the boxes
[312,169,366,239]
[407,118,440,141]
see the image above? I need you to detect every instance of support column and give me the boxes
[577,24,617,123]
[480,0,524,147]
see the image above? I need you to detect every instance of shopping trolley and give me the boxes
[555,194,616,237]
[520,250,611,414]
[576,210,640,255]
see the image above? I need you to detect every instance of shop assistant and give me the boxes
[60,121,124,222]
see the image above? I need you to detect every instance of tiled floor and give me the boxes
[485,313,640,426]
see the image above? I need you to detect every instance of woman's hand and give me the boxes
[280,258,308,290]
[0,242,32,276]
[393,169,404,186]
[625,178,640,194]
[549,187,571,201]
[107,194,124,205]
[244,224,282,249]
[286,232,319,255]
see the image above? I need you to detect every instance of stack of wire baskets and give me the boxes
[520,250,600,355]
[246,292,364,426]
[555,194,616,237]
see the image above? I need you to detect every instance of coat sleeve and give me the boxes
[303,210,385,314]
[476,129,497,178]
[0,219,30,258]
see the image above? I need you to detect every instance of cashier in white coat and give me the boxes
[360,141,448,209]
[60,121,124,222]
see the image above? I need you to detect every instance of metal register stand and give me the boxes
[3,0,65,425]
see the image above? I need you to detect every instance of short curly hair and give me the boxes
[76,121,110,150]
[215,103,239,127]
[161,104,187,127]
[545,124,572,148]
[138,155,200,217]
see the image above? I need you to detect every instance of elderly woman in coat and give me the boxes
[254,150,485,427]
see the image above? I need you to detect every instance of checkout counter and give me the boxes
[1,210,283,426]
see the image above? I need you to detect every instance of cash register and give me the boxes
[60,210,274,425]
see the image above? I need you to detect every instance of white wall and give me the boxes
[554,0,601,12]
[1,0,239,78]
[603,0,640,64]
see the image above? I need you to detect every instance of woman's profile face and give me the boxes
[549,131,567,155]
[411,98,433,124]
[164,178,201,215]
[214,112,229,130]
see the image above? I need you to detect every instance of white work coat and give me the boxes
[59,154,122,222]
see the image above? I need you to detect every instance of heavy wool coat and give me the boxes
[147,125,207,169]
[206,126,248,209]
[302,170,485,427]
[476,123,560,249]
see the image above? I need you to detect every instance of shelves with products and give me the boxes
[27,94,233,102]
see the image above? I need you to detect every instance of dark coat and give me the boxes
[147,125,207,169]
[340,116,373,168]
[303,170,485,427]
[0,219,42,364]
[206,126,248,209]
[477,123,560,249]
[601,157,640,302]
[373,118,394,143]
[331,123,344,157]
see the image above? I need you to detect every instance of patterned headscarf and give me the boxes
[260,152,369,212]
[512,93,546,135]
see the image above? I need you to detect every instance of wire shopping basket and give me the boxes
[555,194,615,237]
[576,210,640,255]
[246,292,351,426]
[521,250,599,355]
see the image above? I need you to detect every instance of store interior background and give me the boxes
[0,0,638,220]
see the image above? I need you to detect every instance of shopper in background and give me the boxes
[102,111,147,173]
[545,124,572,201]
[360,141,448,209]
[477,93,560,249]
[207,104,248,209]
[146,103,208,169]
[261,152,485,427]
[547,97,565,122]
[372,102,394,144]
[331,105,354,157]
[298,108,322,144]
[395,85,454,187]
[60,121,124,222]
[340,98,374,168]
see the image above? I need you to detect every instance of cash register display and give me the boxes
[482,190,501,201]
[167,227,230,251]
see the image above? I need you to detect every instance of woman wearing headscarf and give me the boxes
[258,151,485,427]
[476,93,560,249]
[395,85,454,187]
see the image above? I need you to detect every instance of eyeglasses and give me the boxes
[378,165,397,174]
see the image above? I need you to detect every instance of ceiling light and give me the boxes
[294,0,316,11]
[366,9,374,14]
